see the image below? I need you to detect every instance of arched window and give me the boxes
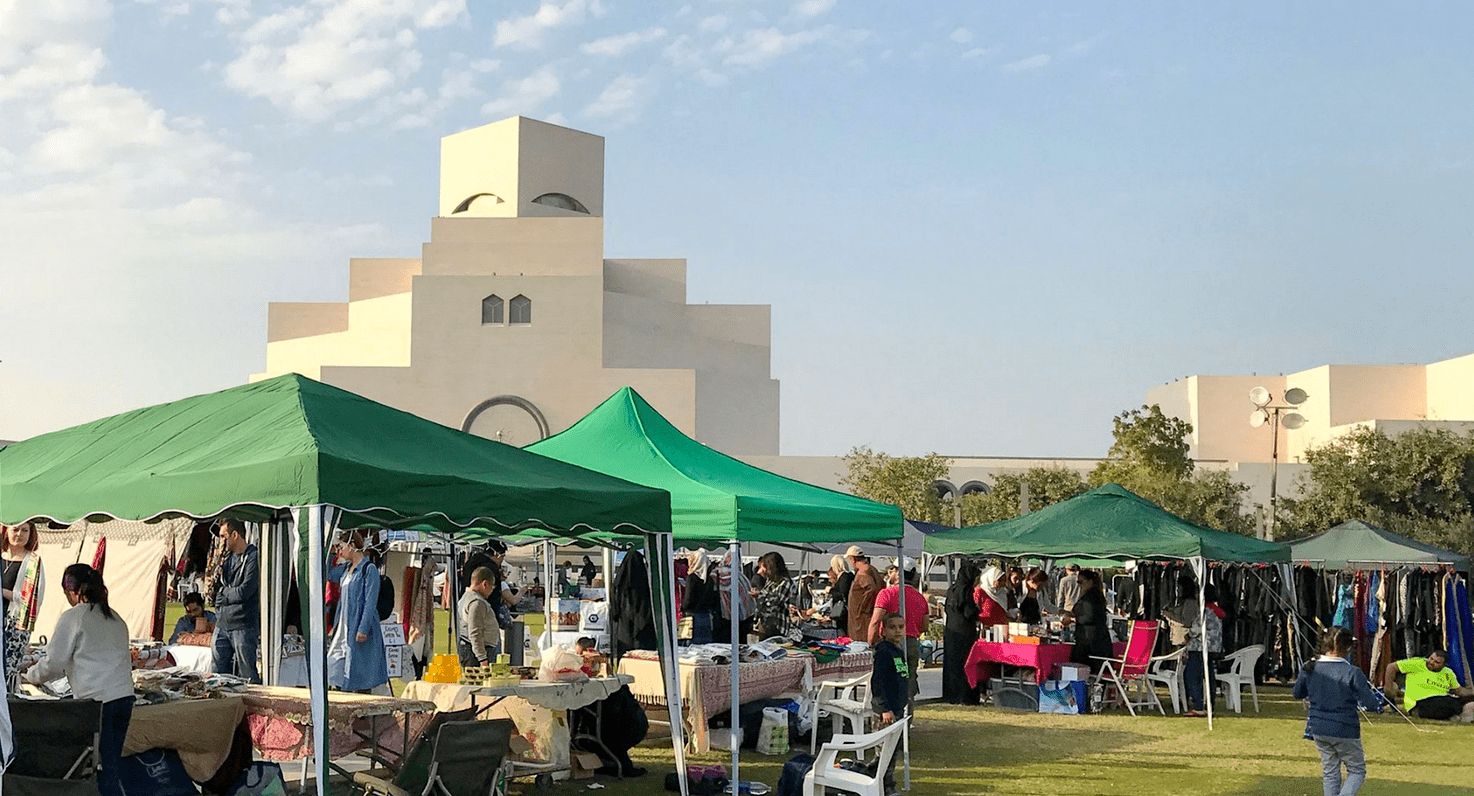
[530,192,589,214]
[959,480,991,497]
[481,294,504,325]
[509,294,532,324]
[453,193,504,214]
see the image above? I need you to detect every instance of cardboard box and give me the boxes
[570,751,603,780]
[1008,622,1031,637]
[1009,635,1042,645]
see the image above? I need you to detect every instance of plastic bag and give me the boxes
[756,706,790,755]
[538,644,589,682]
[1038,679,1082,715]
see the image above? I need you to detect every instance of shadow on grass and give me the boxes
[1218,776,1474,795]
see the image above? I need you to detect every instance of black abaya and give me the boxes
[941,561,982,705]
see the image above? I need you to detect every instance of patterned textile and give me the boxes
[754,577,798,639]
[619,648,872,753]
[241,686,434,762]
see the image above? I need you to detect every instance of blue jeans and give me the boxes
[1183,651,1220,711]
[99,696,134,796]
[1313,735,1366,796]
[213,625,261,683]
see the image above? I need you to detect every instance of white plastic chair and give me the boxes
[1144,648,1186,714]
[801,718,908,796]
[1215,644,1263,713]
[809,673,871,755]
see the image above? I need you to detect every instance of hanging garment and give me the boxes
[1332,581,1355,629]
[1455,576,1474,687]
[610,551,658,660]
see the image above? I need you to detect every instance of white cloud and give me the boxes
[961,47,987,60]
[581,74,648,123]
[698,15,728,32]
[663,34,704,69]
[1001,53,1050,73]
[720,26,830,68]
[579,27,666,57]
[492,0,604,50]
[222,0,467,120]
[480,66,562,117]
[950,27,973,44]
[795,0,835,16]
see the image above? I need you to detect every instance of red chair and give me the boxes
[1091,621,1164,716]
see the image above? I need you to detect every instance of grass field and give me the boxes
[160,603,1474,795]
[609,686,1473,796]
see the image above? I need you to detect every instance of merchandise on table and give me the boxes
[131,667,250,703]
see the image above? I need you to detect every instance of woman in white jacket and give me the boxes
[24,564,133,796]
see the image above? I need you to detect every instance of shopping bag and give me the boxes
[1038,679,1082,715]
[119,748,196,796]
[228,762,289,796]
[756,706,790,754]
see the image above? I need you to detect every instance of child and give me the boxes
[1292,627,1382,796]
[870,613,909,794]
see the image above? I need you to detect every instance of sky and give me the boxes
[3,1,1474,458]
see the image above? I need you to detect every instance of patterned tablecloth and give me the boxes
[240,685,436,762]
[619,649,872,753]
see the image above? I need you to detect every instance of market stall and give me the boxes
[0,374,675,796]
[526,387,905,786]
[1289,519,1473,685]
[925,483,1291,728]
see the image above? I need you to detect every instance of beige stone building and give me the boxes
[252,116,779,454]
[1148,353,1474,465]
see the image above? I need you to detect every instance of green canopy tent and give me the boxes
[0,374,674,795]
[526,387,905,784]
[1288,519,1470,571]
[924,483,1290,728]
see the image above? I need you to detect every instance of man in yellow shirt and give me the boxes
[1383,649,1474,722]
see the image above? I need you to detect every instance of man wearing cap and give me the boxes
[869,558,928,698]
[845,546,882,643]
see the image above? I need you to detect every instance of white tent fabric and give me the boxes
[32,519,191,641]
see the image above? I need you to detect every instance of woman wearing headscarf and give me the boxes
[2,521,46,693]
[681,551,718,644]
[825,555,853,628]
[326,530,389,693]
[25,564,132,796]
[942,558,983,704]
[1064,569,1114,673]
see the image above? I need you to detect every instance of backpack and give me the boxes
[377,573,396,621]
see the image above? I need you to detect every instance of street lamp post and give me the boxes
[1249,387,1308,540]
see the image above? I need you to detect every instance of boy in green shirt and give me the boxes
[1382,649,1474,722]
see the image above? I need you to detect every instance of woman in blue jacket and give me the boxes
[327,530,389,693]
[1293,627,1382,796]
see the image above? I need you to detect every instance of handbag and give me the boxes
[228,761,289,796]
[119,748,196,796]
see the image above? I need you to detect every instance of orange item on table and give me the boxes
[1009,636,1042,645]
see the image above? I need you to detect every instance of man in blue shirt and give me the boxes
[211,518,260,683]
[169,592,216,644]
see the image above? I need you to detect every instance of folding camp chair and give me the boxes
[4,697,103,796]
[355,706,476,778]
[354,719,514,796]
[1091,621,1164,716]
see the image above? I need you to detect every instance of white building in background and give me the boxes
[252,116,779,455]
[250,115,1474,529]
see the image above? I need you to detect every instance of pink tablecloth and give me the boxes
[966,641,1127,688]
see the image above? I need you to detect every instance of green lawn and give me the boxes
[160,603,1473,795]
[604,687,1472,796]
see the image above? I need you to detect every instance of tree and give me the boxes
[959,467,1088,525]
[1089,404,1254,534]
[840,446,952,524]
[1279,426,1474,554]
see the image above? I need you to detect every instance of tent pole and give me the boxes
[603,546,615,592]
[1195,556,1212,731]
[897,537,910,790]
[728,540,741,789]
[543,542,555,654]
[306,506,332,796]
